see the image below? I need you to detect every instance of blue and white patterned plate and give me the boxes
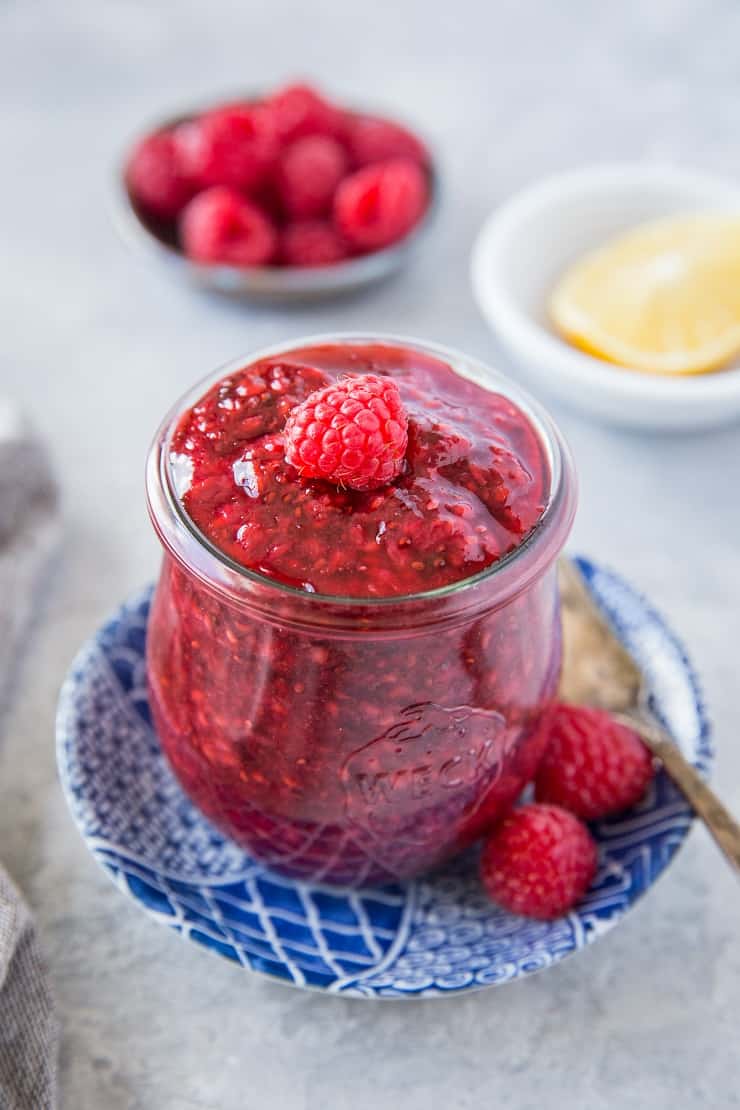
[56,557,711,999]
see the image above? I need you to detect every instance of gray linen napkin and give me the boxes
[0,401,59,1110]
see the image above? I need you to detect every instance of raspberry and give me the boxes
[277,135,348,220]
[177,104,278,192]
[334,158,428,252]
[345,113,429,168]
[125,131,193,219]
[266,82,345,142]
[281,221,347,267]
[480,804,598,920]
[180,187,277,267]
[535,704,654,820]
[284,374,408,490]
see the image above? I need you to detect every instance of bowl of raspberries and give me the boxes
[120,81,435,300]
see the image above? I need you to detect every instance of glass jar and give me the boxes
[145,335,577,887]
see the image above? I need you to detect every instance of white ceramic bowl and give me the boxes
[471,164,740,430]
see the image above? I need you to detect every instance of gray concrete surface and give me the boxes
[1,1,739,1107]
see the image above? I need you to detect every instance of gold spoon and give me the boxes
[558,557,740,876]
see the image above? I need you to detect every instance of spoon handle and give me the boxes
[615,713,740,878]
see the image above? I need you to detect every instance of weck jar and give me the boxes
[145,335,577,887]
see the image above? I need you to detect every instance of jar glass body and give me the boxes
[145,335,577,887]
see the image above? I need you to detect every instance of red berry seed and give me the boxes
[177,104,278,192]
[277,135,348,220]
[346,113,429,168]
[334,158,428,252]
[125,131,193,219]
[481,803,598,920]
[180,187,277,266]
[284,374,409,491]
[535,704,655,820]
[280,222,347,267]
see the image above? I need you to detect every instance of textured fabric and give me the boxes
[0,872,58,1110]
[0,401,59,1110]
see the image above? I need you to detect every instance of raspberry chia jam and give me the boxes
[146,336,576,885]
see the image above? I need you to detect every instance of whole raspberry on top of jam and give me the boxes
[284,374,408,491]
[535,704,654,820]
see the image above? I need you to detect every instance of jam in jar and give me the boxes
[145,336,576,886]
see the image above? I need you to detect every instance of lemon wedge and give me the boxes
[549,213,740,375]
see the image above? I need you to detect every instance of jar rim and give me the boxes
[146,332,577,615]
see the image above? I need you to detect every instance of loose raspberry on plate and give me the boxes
[177,104,278,192]
[535,704,654,820]
[277,135,348,220]
[125,131,193,219]
[280,221,347,266]
[334,158,428,252]
[266,82,345,142]
[284,374,409,491]
[180,187,277,266]
[345,113,429,168]
[481,804,598,920]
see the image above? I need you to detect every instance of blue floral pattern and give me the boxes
[56,558,712,998]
